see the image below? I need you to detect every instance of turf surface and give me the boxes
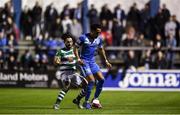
[0,88,180,114]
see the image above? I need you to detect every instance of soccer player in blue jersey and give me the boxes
[73,24,112,109]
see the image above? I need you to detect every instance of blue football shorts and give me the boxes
[80,59,101,77]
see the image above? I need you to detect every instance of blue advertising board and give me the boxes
[102,69,180,91]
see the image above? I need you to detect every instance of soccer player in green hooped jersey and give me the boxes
[53,33,88,110]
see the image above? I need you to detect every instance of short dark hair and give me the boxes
[61,33,74,42]
[90,24,101,31]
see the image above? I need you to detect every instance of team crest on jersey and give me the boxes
[84,37,100,46]
[84,38,91,44]
[93,38,100,45]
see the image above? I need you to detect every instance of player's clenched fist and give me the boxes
[105,60,112,69]
[54,57,61,64]
[77,59,84,65]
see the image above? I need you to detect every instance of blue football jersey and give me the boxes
[76,33,103,61]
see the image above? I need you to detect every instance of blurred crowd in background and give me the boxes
[0,1,179,71]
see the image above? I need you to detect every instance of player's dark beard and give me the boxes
[66,44,72,50]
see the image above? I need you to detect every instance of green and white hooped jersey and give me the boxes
[56,48,77,70]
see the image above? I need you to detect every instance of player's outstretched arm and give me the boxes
[98,47,112,69]
[73,46,84,65]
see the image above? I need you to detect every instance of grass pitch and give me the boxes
[0,88,180,114]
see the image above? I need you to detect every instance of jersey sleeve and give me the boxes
[75,35,85,47]
[98,36,103,48]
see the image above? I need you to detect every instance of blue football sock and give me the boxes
[85,81,94,101]
[94,79,104,99]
